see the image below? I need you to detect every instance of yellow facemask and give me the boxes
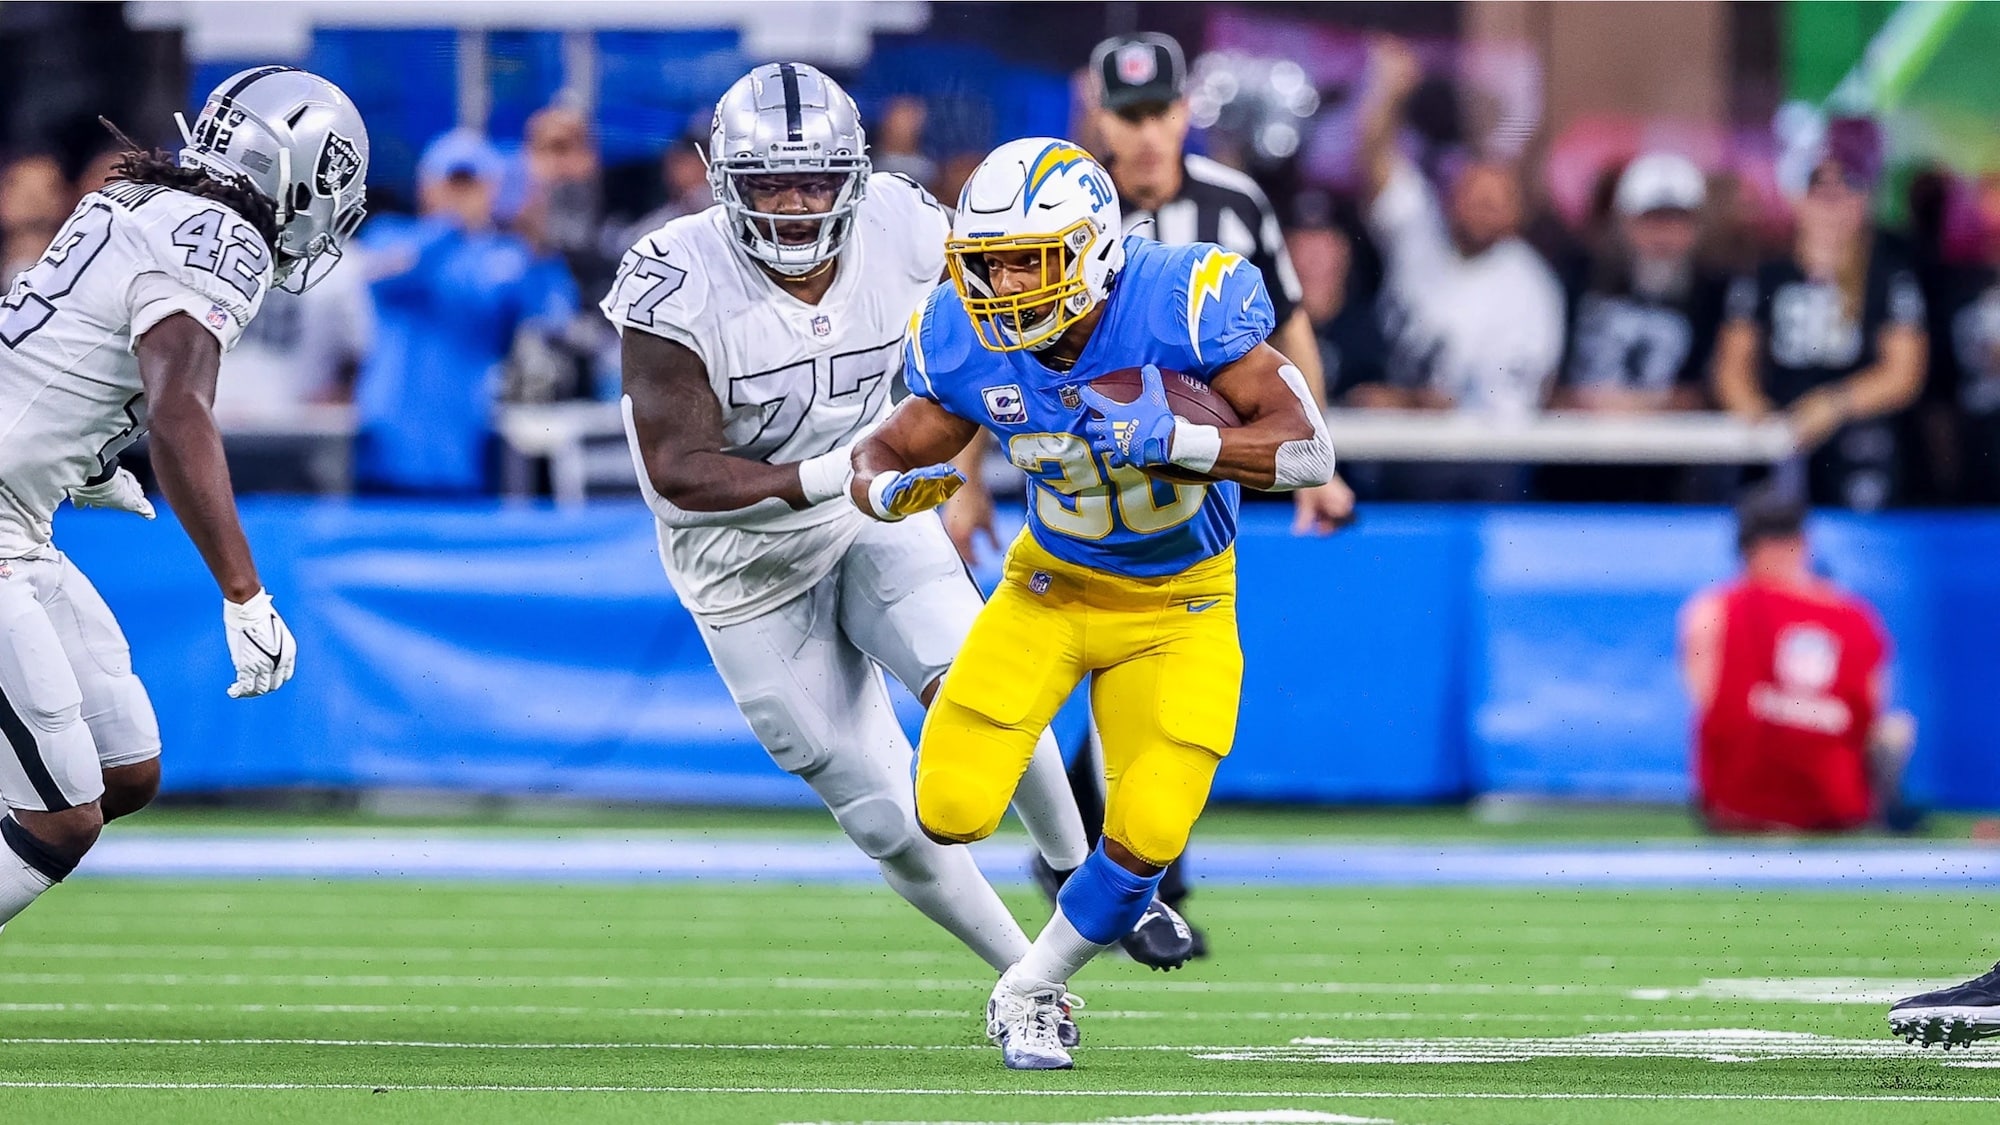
[946,219,1098,353]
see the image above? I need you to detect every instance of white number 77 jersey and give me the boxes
[0,182,271,554]
[599,173,949,625]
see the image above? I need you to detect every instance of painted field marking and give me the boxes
[0,971,1630,996]
[1629,978,1949,1004]
[776,1114,1393,1125]
[0,1002,1681,1025]
[1206,1030,1948,1064]
[0,1082,1992,1102]
[772,1104,1400,1112]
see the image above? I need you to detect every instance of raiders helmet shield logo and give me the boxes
[315,132,363,197]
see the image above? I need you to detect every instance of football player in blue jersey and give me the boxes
[845,137,1336,1069]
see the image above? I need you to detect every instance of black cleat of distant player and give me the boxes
[1122,897,1196,971]
[1889,962,2000,1048]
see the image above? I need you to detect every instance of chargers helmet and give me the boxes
[946,137,1125,352]
[177,66,370,293]
[709,63,871,277]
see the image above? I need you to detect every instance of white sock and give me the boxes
[878,837,1031,972]
[0,844,55,928]
[1008,905,1111,991]
[1012,729,1091,871]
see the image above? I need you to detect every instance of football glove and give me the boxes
[68,467,155,520]
[1078,364,1176,469]
[864,464,966,521]
[223,589,297,699]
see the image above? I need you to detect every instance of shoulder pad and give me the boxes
[862,172,949,284]
[903,282,975,401]
[602,216,712,341]
[130,193,274,328]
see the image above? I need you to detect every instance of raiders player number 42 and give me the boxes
[0,68,368,934]
[604,64,1190,985]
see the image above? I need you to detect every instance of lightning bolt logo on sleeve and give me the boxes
[1186,249,1244,364]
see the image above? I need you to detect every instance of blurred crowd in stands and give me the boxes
[3,29,1997,510]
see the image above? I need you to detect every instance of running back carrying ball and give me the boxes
[1087,366,1239,484]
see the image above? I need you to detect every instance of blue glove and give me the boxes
[1077,364,1177,469]
[866,463,967,521]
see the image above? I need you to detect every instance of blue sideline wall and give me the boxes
[48,500,2000,809]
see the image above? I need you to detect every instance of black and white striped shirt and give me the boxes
[1118,153,1304,326]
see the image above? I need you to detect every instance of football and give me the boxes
[1086,367,1239,484]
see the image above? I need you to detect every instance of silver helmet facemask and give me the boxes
[708,63,870,277]
[176,66,370,293]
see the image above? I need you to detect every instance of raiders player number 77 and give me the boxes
[604,64,1194,984]
[0,68,369,934]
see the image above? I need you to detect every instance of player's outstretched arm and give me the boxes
[137,313,295,698]
[622,330,849,519]
[847,395,981,521]
[1186,344,1336,492]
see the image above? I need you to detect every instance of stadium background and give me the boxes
[8,4,2000,1122]
[5,0,1995,813]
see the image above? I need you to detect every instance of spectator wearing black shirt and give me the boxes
[1935,172,2000,501]
[1714,126,1928,512]
[1542,153,1732,502]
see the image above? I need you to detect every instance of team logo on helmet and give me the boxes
[1023,142,1092,211]
[1116,44,1158,85]
[315,132,363,197]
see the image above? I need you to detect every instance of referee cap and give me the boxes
[1092,32,1186,112]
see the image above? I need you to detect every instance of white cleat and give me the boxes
[986,978,1074,1070]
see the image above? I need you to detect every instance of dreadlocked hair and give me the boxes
[98,117,283,252]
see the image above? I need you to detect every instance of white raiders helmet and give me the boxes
[177,65,370,293]
[708,62,871,277]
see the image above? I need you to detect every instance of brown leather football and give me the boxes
[1087,367,1238,484]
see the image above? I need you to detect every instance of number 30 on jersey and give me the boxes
[1008,432,1205,539]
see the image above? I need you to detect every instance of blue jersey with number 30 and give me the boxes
[904,236,1276,578]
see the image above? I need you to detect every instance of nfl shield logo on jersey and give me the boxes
[204,304,230,330]
[811,314,832,338]
[982,384,1027,424]
[1059,384,1082,410]
[1029,571,1052,595]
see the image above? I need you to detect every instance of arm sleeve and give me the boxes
[900,307,940,402]
[1183,249,1278,377]
[127,271,254,353]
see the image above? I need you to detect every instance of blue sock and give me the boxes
[1055,842,1163,945]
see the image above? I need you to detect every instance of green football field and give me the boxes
[0,809,1996,1124]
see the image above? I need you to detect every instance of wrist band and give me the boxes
[1168,418,1222,474]
[798,448,853,505]
[866,471,906,521]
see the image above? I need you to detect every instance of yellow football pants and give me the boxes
[915,530,1242,868]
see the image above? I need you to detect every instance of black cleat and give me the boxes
[1889,962,2000,1048]
[1121,897,1195,971]
[1030,854,1071,907]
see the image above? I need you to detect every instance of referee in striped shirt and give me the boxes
[1090,31,1355,536]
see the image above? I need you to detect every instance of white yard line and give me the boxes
[0,1001,1669,1023]
[0,1082,1991,1102]
[0,971,1632,995]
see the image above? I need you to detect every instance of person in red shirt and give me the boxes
[1679,491,1911,832]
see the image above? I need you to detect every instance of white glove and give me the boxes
[69,467,155,520]
[223,589,297,699]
